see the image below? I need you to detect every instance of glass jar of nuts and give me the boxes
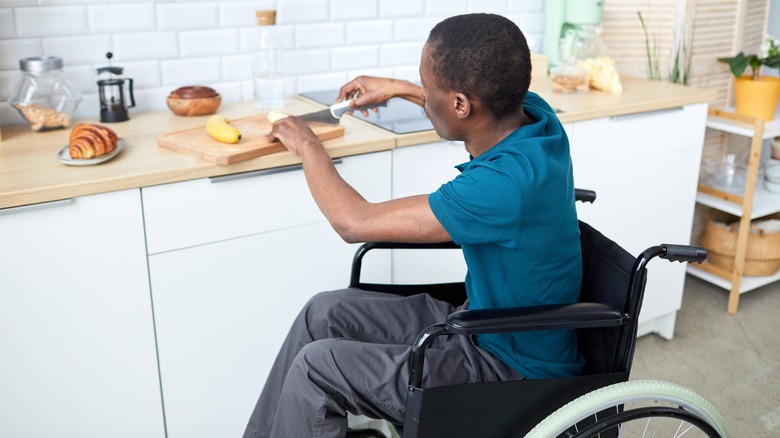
[11,56,82,132]
[551,25,607,94]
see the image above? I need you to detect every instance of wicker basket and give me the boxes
[699,212,780,276]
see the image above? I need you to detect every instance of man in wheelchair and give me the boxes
[244,13,587,438]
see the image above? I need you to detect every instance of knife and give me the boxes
[298,99,387,124]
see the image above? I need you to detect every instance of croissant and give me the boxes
[69,123,118,159]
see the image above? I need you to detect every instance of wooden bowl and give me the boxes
[167,86,221,116]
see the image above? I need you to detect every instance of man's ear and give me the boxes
[453,93,471,119]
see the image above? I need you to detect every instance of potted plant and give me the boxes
[718,34,780,121]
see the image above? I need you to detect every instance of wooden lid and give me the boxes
[256,10,276,26]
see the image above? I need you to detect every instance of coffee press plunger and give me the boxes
[97,52,135,123]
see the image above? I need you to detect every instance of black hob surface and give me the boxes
[300,89,434,135]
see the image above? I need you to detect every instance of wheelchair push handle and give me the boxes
[574,189,597,203]
[660,244,707,264]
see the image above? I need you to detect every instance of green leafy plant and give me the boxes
[718,34,780,80]
[638,11,692,85]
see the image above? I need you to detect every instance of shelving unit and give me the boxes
[687,108,780,314]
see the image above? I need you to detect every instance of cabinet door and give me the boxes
[391,141,470,284]
[568,104,708,333]
[0,190,164,438]
[149,221,369,438]
[147,151,391,438]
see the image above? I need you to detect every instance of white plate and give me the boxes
[57,138,125,166]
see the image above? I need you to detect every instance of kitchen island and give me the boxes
[0,77,714,438]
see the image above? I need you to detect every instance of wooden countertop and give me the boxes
[0,77,714,210]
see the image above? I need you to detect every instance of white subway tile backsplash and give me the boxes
[39,0,104,5]
[0,2,548,127]
[295,22,345,49]
[467,0,508,14]
[0,38,42,70]
[160,56,221,86]
[0,8,14,38]
[15,6,87,37]
[296,72,347,93]
[212,80,245,104]
[283,48,329,74]
[346,67,394,81]
[346,20,393,45]
[240,25,295,54]
[222,54,252,81]
[220,1,276,28]
[425,0,467,17]
[331,45,378,70]
[157,2,218,31]
[379,42,423,67]
[71,92,98,120]
[88,4,155,33]
[180,29,239,57]
[394,65,421,83]
[120,60,161,89]
[0,0,35,6]
[277,0,328,24]
[113,32,179,61]
[394,18,437,42]
[42,35,111,65]
[514,12,545,34]
[62,64,97,95]
[508,0,543,13]
[128,86,168,113]
[0,70,21,101]
[379,0,423,18]
[330,0,378,21]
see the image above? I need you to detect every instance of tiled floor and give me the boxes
[631,275,780,437]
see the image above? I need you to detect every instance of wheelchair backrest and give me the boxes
[577,221,638,375]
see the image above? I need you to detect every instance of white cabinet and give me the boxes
[143,151,391,438]
[0,190,164,438]
[391,141,470,284]
[567,103,709,338]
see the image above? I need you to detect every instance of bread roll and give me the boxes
[69,123,118,159]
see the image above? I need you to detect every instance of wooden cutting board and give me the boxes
[156,114,345,165]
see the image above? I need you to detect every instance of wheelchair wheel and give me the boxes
[525,379,730,438]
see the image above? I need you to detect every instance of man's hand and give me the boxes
[337,76,423,115]
[268,116,322,158]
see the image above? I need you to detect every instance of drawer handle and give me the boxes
[609,106,683,121]
[0,198,73,216]
[209,159,344,184]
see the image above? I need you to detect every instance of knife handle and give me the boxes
[330,99,388,118]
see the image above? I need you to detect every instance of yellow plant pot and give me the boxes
[734,76,780,121]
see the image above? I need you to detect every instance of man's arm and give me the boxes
[270,116,450,244]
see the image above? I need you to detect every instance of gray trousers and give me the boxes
[243,288,523,438]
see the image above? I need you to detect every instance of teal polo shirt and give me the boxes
[428,92,585,379]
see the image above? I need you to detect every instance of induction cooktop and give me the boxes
[299,89,434,135]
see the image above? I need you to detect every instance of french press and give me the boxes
[97,52,135,123]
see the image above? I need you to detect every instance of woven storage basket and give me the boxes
[699,212,780,276]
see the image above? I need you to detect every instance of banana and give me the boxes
[267,109,288,123]
[206,115,241,144]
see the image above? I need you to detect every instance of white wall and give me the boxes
[0,0,545,126]
[770,0,780,78]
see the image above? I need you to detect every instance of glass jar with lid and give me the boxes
[10,56,82,132]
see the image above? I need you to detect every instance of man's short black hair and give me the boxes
[427,13,531,120]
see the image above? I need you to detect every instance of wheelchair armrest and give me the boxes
[350,241,461,289]
[444,302,623,335]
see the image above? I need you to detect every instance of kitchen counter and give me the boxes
[0,76,714,210]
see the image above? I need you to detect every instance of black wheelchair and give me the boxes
[347,190,730,438]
